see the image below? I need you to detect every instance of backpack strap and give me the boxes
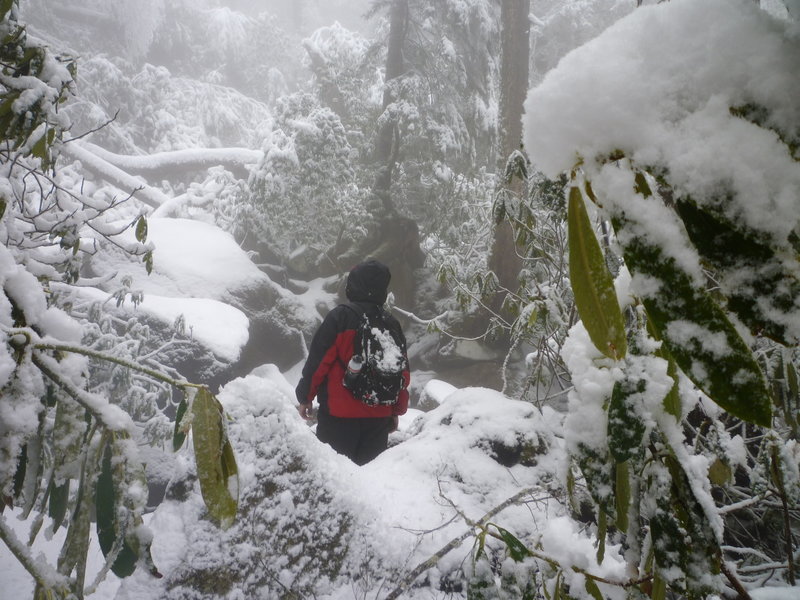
[342,302,368,358]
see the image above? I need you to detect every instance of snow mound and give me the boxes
[117,372,578,599]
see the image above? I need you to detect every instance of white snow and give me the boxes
[524,0,800,243]
[420,378,458,407]
[85,217,272,311]
[751,588,800,600]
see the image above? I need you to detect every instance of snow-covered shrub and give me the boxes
[303,21,383,132]
[514,0,800,596]
[430,167,574,400]
[1,5,241,596]
[72,57,272,155]
[247,93,370,268]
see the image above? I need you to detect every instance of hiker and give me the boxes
[296,259,410,465]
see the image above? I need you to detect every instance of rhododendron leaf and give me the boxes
[568,186,627,360]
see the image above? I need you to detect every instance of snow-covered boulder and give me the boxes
[81,217,330,378]
[117,371,567,599]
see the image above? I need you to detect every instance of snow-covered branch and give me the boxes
[0,515,71,596]
[59,142,169,209]
[78,141,263,180]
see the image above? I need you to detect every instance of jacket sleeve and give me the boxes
[295,308,342,405]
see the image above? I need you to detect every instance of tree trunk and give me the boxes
[488,0,530,314]
[373,0,408,215]
[350,0,421,308]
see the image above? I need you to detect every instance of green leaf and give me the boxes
[172,397,188,451]
[134,215,148,243]
[568,186,627,360]
[662,357,681,420]
[12,444,26,499]
[787,360,798,399]
[769,445,786,496]
[553,572,563,600]
[617,216,772,427]
[575,444,615,518]
[30,130,48,160]
[566,466,578,514]
[95,437,138,578]
[48,478,69,533]
[647,319,682,420]
[191,388,238,528]
[708,458,731,486]
[607,377,646,463]
[650,574,667,600]
[584,578,604,600]
[143,250,153,275]
[0,196,6,221]
[660,455,721,593]
[58,472,91,580]
[494,525,532,562]
[614,461,630,533]
[650,505,685,581]
[542,575,552,600]
[0,0,14,22]
[634,171,653,198]
[675,197,800,346]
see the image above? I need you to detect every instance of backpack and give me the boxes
[343,304,407,406]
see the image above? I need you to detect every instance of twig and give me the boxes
[770,448,797,585]
[720,561,754,600]
[62,109,120,143]
[383,487,536,600]
[4,327,197,391]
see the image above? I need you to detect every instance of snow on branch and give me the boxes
[60,142,169,209]
[80,141,263,180]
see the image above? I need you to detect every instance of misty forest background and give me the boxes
[2,0,800,599]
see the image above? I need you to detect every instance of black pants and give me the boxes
[316,411,393,466]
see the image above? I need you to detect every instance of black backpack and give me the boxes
[343,304,407,406]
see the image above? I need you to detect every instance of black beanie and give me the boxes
[345,259,391,304]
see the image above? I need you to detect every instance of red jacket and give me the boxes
[296,302,410,418]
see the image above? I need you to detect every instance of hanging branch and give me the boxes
[31,351,137,434]
[6,326,202,392]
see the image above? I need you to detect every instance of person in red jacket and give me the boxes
[296,259,410,465]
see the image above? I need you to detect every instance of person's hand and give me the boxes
[389,415,399,433]
[297,402,314,420]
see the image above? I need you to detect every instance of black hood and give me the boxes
[345,259,391,304]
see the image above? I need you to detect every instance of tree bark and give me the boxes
[488,0,530,313]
